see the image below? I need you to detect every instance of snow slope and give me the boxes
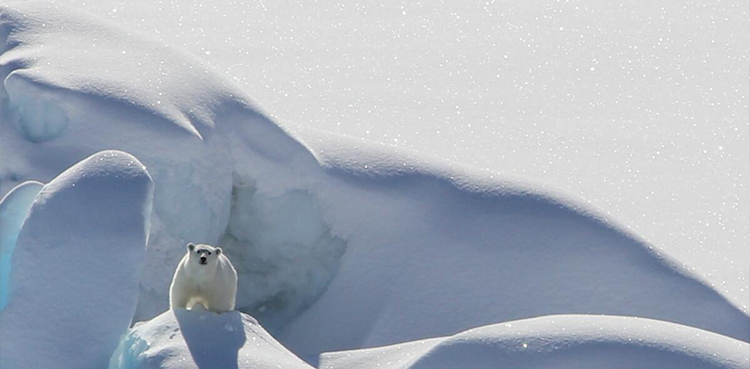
[0,3,747,368]
[0,150,153,369]
[278,129,750,360]
[320,315,750,369]
[110,308,313,369]
[52,0,749,312]
[0,180,42,310]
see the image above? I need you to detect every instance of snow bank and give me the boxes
[0,180,42,310]
[320,315,750,369]
[109,308,313,369]
[0,150,153,369]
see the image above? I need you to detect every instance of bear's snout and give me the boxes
[199,256,208,265]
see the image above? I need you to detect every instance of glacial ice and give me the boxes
[0,180,43,310]
[4,76,70,142]
[0,150,153,369]
[220,178,346,330]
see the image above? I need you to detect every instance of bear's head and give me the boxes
[187,242,222,267]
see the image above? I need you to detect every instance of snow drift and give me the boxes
[0,150,153,369]
[109,308,313,369]
[0,2,747,368]
[320,315,750,369]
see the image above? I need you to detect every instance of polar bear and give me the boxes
[169,243,238,313]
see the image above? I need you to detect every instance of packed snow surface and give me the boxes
[320,315,750,369]
[0,150,153,369]
[0,180,42,310]
[109,308,313,369]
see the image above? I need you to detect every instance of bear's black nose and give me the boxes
[199,256,207,264]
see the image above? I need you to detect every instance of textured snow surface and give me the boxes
[0,180,42,310]
[109,308,313,369]
[320,315,750,369]
[0,150,153,369]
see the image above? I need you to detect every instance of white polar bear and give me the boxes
[169,243,238,313]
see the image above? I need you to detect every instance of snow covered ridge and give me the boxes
[321,315,750,369]
[0,2,748,368]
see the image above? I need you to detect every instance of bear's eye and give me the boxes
[207,252,212,255]
[196,250,201,254]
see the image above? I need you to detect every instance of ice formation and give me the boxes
[0,150,153,369]
[109,308,313,369]
[321,315,750,369]
[0,180,42,310]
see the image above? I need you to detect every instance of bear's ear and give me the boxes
[215,247,222,255]
[187,243,195,252]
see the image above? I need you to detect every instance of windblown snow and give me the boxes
[0,2,747,369]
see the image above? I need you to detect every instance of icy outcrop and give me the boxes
[0,151,153,369]
[109,309,313,369]
[220,178,346,330]
[321,315,750,369]
[0,180,43,310]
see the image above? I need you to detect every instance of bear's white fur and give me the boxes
[169,243,238,313]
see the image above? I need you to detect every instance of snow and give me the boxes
[0,180,42,310]
[109,308,313,369]
[51,0,749,312]
[277,135,750,360]
[0,2,747,369]
[320,315,750,369]
[0,150,153,369]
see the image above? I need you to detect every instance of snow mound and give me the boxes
[0,150,153,369]
[109,308,313,369]
[0,1,340,326]
[278,137,750,359]
[0,180,42,310]
[320,315,750,369]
